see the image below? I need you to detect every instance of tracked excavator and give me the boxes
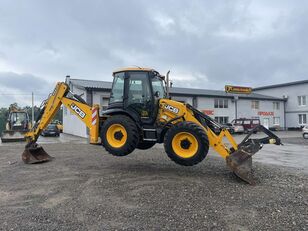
[22,67,282,184]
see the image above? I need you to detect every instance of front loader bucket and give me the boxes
[1,130,27,142]
[226,125,282,185]
[22,145,53,164]
[226,147,256,185]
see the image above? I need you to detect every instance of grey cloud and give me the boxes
[0,72,54,107]
[0,0,307,102]
[0,72,50,92]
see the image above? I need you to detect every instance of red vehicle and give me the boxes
[231,118,260,133]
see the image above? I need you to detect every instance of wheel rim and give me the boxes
[171,132,198,158]
[106,124,127,148]
[304,133,308,139]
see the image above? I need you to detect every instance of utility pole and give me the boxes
[234,96,239,120]
[31,92,34,126]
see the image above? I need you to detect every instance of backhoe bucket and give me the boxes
[1,130,27,142]
[22,145,53,164]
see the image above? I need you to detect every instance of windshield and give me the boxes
[47,124,57,129]
[10,112,27,125]
[232,119,242,125]
[151,77,165,98]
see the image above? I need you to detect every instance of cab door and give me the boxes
[126,72,155,124]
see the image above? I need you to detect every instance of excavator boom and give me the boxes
[22,82,100,164]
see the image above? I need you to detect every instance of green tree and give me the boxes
[0,108,9,133]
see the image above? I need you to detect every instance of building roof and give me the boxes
[170,87,284,101]
[253,79,308,91]
[68,78,285,101]
[70,78,113,90]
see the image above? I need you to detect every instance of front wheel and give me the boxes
[303,133,308,139]
[101,115,139,156]
[164,121,209,166]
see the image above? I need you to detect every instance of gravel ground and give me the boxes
[0,143,307,231]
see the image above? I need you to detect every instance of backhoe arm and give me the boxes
[26,82,69,144]
[23,82,100,164]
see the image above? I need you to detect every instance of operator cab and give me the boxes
[108,67,166,124]
[8,111,29,130]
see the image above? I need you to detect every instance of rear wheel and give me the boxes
[137,141,156,150]
[101,115,139,156]
[164,121,209,166]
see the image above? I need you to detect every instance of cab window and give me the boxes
[151,77,165,98]
[128,72,151,104]
[110,72,125,103]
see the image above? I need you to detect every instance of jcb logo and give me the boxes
[71,103,86,119]
[164,104,179,114]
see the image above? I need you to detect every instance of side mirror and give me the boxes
[154,91,160,98]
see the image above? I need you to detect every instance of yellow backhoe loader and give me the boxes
[1,106,31,142]
[22,67,282,184]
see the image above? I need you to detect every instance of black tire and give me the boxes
[101,115,139,156]
[137,141,156,150]
[164,121,209,166]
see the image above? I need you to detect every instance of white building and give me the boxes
[254,80,308,129]
[63,77,112,137]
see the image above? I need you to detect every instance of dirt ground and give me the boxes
[0,138,307,230]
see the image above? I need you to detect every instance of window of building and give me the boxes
[299,114,307,124]
[273,102,280,110]
[192,97,198,108]
[101,97,109,112]
[224,99,228,108]
[214,99,218,108]
[251,100,259,109]
[298,96,307,106]
[214,116,229,124]
[273,117,280,125]
[214,99,228,108]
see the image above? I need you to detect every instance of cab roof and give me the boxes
[112,67,155,74]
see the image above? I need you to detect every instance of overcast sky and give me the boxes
[0,0,307,107]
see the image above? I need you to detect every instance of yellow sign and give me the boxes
[225,85,252,94]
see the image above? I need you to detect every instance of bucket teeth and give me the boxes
[22,145,53,164]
